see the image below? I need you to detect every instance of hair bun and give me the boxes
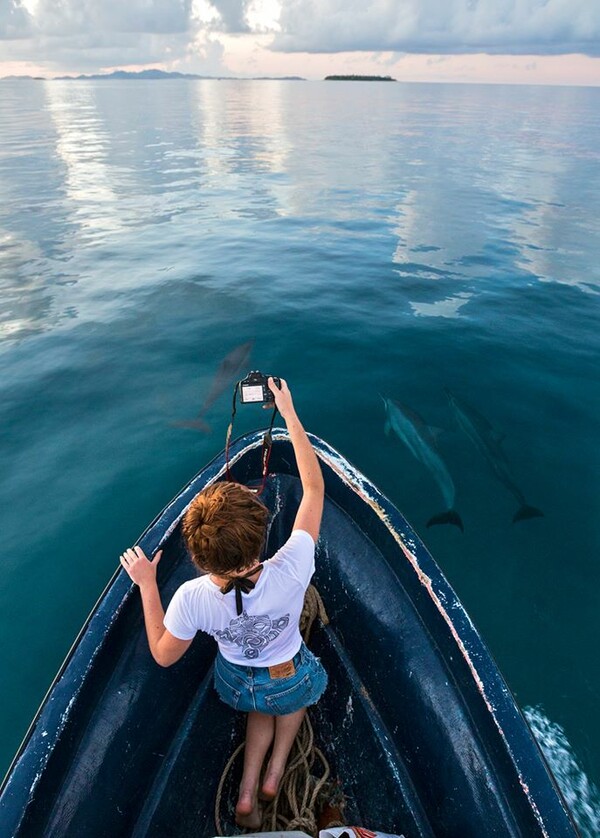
[182,481,268,575]
[199,522,218,539]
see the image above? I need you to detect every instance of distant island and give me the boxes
[2,69,305,82]
[324,75,396,82]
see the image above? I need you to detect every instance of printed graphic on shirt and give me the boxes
[215,610,290,659]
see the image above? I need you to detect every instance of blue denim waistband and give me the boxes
[218,644,304,676]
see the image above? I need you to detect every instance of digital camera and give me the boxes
[239,371,281,404]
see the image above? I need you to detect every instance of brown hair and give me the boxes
[181,482,269,575]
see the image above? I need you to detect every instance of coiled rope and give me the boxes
[214,585,345,835]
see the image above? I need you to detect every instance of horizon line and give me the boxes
[1,72,599,88]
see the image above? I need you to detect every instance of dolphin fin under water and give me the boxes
[382,396,464,532]
[512,504,544,524]
[426,509,464,531]
[444,389,544,524]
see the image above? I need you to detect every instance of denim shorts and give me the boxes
[214,642,328,716]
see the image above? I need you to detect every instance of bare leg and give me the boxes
[236,712,275,828]
[261,707,306,800]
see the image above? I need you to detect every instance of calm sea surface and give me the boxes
[1,78,599,832]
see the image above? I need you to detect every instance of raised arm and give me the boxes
[268,377,324,542]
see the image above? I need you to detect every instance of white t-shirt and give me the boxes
[163,529,315,666]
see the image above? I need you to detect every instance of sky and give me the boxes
[0,0,599,85]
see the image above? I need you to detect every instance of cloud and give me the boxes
[0,0,248,73]
[0,0,32,39]
[272,0,600,57]
[25,33,196,69]
[208,0,253,33]
[0,0,213,73]
[3,0,600,77]
[33,0,194,37]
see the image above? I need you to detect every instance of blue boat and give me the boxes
[0,431,577,837]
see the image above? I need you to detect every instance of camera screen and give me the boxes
[241,384,264,402]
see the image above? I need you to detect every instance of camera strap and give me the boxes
[225,381,278,494]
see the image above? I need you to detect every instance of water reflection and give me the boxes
[0,80,598,350]
[388,84,600,311]
[0,82,78,340]
[44,81,121,238]
[192,80,290,220]
[494,165,598,295]
[195,80,234,182]
[0,229,51,340]
[409,292,472,319]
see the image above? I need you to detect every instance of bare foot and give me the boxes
[260,766,283,801]
[235,790,262,829]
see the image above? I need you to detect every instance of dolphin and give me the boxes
[445,389,543,524]
[382,396,463,532]
[176,340,254,433]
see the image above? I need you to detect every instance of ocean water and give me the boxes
[0,78,599,832]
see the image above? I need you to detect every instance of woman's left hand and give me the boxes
[120,546,162,589]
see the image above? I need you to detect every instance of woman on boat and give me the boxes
[119,377,327,828]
